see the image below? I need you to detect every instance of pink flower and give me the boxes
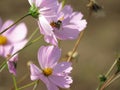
[28,0,58,36]
[0,18,28,75]
[43,3,87,45]
[30,46,73,90]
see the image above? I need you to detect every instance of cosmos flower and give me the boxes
[42,3,87,45]
[30,46,73,90]
[0,18,28,75]
[28,0,58,36]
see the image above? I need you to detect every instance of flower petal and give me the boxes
[38,15,53,36]
[6,23,27,43]
[54,25,80,40]
[30,63,43,80]
[46,80,59,90]
[1,20,14,33]
[53,62,72,75]
[44,34,58,46]
[13,39,27,52]
[49,75,73,88]
[7,61,17,75]
[70,12,87,31]
[38,46,61,69]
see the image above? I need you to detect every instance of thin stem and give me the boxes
[62,0,67,7]
[12,75,18,90]
[67,31,84,62]
[0,61,6,72]
[11,74,29,90]
[100,74,116,90]
[18,81,37,90]
[27,28,39,43]
[106,73,120,87]
[0,13,30,34]
[33,80,39,90]
[10,35,43,60]
[105,59,118,77]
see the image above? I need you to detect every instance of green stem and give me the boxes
[12,75,18,90]
[62,0,66,7]
[106,73,120,87]
[105,58,118,77]
[18,81,37,90]
[0,13,30,34]
[11,35,43,58]
[27,28,39,43]
[33,80,39,90]
[67,31,84,62]
[0,61,7,72]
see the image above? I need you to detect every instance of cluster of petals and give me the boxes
[28,0,87,46]
[0,18,28,75]
[30,46,73,90]
[39,3,87,45]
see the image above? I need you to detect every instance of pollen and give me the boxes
[43,68,53,76]
[0,35,8,45]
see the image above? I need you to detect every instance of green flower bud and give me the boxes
[29,4,39,18]
[99,74,107,82]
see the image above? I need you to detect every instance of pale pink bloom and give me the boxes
[30,46,73,90]
[28,0,58,36]
[0,18,28,75]
[43,4,87,45]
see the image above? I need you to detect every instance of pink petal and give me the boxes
[0,46,4,57]
[6,23,27,43]
[77,20,87,31]
[53,62,72,75]
[7,61,17,75]
[70,12,87,31]
[44,34,58,46]
[13,39,27,52]
[46,80,59,90]
[70,12,83,21]
[0,45,13,58]
[38,46,61,69]
[54,25,80,40]
[30,63,42,80]
[38,15,53,36]
[49,75,73,88]
[1,20,14,33]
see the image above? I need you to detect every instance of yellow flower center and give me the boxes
[0,35,8,45]
[43,68,53,76]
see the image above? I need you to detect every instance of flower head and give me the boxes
[41,3,87,45]
[0,18,28,75]
[28,0,58,36]
[30,46,73,90]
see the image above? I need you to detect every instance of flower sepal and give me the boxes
[29,4,39,18]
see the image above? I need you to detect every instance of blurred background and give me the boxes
[0,0,120,90]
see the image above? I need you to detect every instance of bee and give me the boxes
[87,0,105,17]
[50,20,62,29]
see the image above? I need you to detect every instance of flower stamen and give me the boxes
[43,68,53,76]
[0,35,8,45]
